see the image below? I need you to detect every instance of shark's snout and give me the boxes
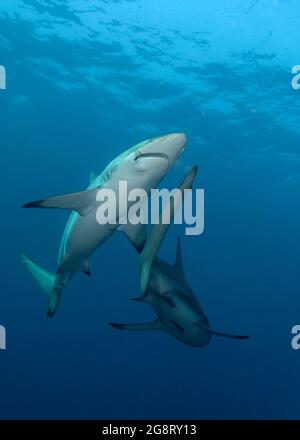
[148,132,187,166]
[163,132,187,147]
[135,132,187,172]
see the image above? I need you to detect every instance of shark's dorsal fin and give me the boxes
[174,237,185,277]
[89,171,97,185]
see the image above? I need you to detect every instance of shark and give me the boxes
[21,133,187,317]
[110,167,249,347]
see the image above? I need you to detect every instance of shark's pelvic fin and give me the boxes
[22,188,98,216]
[173,237,185,277]
[20,253,62,318]
[139,166,198,294]
[195,323,249,340]
[118,223,147,253]
[89,171,98,185]
[109,319,164,332]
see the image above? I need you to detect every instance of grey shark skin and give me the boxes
[110,167,249,347]
[21,133,187,317]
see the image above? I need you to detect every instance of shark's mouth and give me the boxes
[134,150,171,168]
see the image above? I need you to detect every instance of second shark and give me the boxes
[110,167,249,347]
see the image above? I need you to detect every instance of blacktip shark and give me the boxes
[21,133,187,317]
[110,167,249,347]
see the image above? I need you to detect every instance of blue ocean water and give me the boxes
[1,0,300,420]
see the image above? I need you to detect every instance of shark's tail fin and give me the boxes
[20,252,61,317]
[139,166,198,294]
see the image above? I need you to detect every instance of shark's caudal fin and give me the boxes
[195,323,249,340]
[109,319,164,332]
[20,253,62,318]
[139,166,198,294]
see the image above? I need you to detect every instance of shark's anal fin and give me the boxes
[195,323,249,340]
[22,188,99,217]
[109,319,164,332]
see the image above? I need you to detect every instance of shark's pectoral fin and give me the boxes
[118,223,147,253]
[109,319,164,332]
[195,323,249,340]
[22,188,99,216]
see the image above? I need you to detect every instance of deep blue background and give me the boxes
[0,0,300,419]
